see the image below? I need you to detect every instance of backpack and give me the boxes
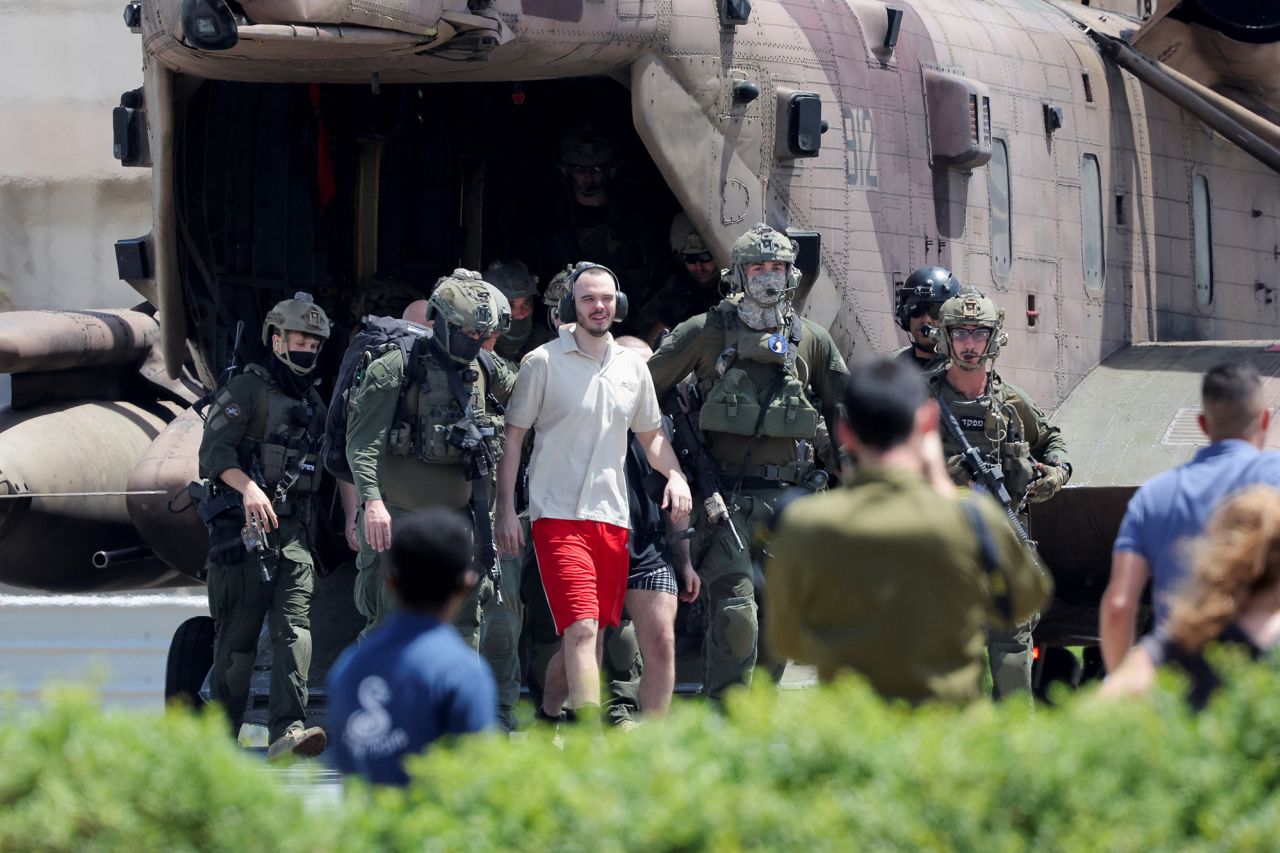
[323,315,494,482]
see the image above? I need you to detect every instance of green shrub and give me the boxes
[347,654,1280,852]
[0,688,339,853]
[4,656,1280,851]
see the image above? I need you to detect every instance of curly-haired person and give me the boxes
[1101,484,1280,709]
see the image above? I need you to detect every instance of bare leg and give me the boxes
[541,645,569,717]
[562,618,602,709]
[626,589,678,717]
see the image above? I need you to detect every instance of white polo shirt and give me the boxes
[506,324,663,528]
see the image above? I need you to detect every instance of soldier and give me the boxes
[637,214,724,348]
[767,357,1052,702]
[926,289,1072,698]
[485,260,549,363]
[197,292,331,761]
[647,223,850,699]
[891,266,961,370]
[345,271,514,642]
[542,129,654,320]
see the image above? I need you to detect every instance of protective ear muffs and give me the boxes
[558,262,629,326]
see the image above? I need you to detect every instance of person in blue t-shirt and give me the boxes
[327,508,497,786]
[1101,360,1280,673]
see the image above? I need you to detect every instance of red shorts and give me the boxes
[531,518,630,634]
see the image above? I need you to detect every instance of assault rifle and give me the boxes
[662,383,744,552]
[935,394,1035,547]
[193,320,245,419]
[244,457,281,583]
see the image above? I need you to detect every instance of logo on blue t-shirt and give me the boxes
[344,676,410,760]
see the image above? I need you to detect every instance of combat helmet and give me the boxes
[484,260,539,302]
[728,223,799,295]
[894,266,962,331]
[427,269,512,363]
[542,266,574,329]
[262,291,331,375]
[669,213,713,260]
[556,128,616,170]
[934,289,1008,365]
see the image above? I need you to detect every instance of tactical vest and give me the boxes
[387,349,501,467]
[698,302,819,440]
[932,372,1035,500]
[240,364,324,493]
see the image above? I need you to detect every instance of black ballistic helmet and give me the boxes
[894,266,962,331]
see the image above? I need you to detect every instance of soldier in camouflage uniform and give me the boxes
[637,214,725,348]
[197,293,331,761]
[926,289,1072,698]
[891,266,961,371]
[543,129,654,320]
[345,271,515,642]
[648,224,849,699]
[486,260,552,363]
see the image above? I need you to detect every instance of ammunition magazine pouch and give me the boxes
[1000,440,1034,501]
[260,442,323,493]
[699,367,818,439]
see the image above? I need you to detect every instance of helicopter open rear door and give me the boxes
[1029,339,1280,644]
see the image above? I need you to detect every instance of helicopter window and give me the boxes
[1193,174,1213,305]
[988,138,1012,282]
[1081,154,1104,290]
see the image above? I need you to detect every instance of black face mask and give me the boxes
[289,350,317,371]
[268,356,315,398]
[447,327,485,363]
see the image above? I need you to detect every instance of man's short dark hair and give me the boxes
[843,357,928,451]
[387,509,474,609]
[1202,360,1264,438]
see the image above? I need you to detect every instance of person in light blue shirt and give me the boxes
[327,508,497,786]
[1101,360,1280,672]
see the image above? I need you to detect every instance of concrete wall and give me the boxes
[0,1,152,313]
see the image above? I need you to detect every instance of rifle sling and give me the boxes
[433,340,502,597]
[961,498,1014,623]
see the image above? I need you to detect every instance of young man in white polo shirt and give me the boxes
[496,263,692,721]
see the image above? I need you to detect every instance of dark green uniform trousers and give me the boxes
[206,517,314,744]
[692,487,785,700]
[989,621,1035,700]
[482,519,529,731]
[354,502,485,648]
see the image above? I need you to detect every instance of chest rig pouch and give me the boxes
[947,382,1034,502]
[388,350,498,468]
[698,305,818,440]
[242,365,324,494]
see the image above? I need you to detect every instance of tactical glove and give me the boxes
[945,453,970,485]
[1026,462,1068,503]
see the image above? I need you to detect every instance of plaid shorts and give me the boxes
[627,556,678,596]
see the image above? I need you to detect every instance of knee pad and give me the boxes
[715,595,758,661]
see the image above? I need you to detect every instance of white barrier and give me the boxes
[0,593,208,709]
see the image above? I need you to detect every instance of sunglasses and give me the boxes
[908,302,941,319]
[683,252,714,264]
